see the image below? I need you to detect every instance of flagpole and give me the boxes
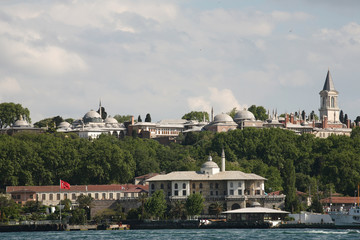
[59,179,62,223]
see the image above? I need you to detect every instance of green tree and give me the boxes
[248,105,267,121]
[145,113,152,122]
[170,200,186,219]
[0,102,31,128]
[77,195,93,220]
[227,107,237,119]
[113,115,132,123]
[340,110,344,123]
[138,115,142,122]
[69,208,86,225]
[185,193,204,218]
[0,196,21,223]
[145,190,166,219]
[282,159,299,213]
[97,107,107,120]
[182,111,209,122]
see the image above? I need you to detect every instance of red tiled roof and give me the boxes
[6,184,148,193]
[267,190,306,196]
[135,173,159,179]
[321,197,359,204]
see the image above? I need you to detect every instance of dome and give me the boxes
[213,113,234,123]
[201,156,219,169]
[234,110,256,121]
[83,110,102,123]
[58,121,71,128]
[105,117,118,124]
[13,119,30,127]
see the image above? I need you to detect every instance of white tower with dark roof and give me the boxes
[319,70,340,123]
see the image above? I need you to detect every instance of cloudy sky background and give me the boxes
[1,0,360,123]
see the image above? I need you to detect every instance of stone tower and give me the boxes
[319,70,340,123]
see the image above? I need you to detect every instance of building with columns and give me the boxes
[147,150,285,214]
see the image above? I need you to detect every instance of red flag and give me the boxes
[60,180,70,190]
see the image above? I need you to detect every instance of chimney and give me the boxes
[221,148,225,172]
[290,113,294,124]
[312,120,315,128]
[131,116,134,125]
[323,116,328,129]
[347,119,351,129]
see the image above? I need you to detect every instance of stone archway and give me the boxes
[231,203,240,210]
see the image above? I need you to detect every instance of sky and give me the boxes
[1,0,360,123]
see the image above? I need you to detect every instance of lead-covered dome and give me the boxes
[201,156,220,175]
[234,109,256,121]
[58,121,71,129]
[213,113,234,123]
[13,119,30,127]
[105,117,118,124]
[83,110,102,123]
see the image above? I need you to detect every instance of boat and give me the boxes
[328,206,360,225]
[328,185,360,226]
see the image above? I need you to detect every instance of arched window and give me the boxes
[160,184,164,189]
[174,183,178,189]
[151,184,155,190]
[230,182,233,188]
[331,97,335,108]
[182,183,186,189]
[199,183,203,189]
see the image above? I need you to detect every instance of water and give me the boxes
[0,229,359,240]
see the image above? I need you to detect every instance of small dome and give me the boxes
[105,117,118,124]
[58,121,71,128]
[201,155,219,169]
[83,110,102,123]
[234,110,256,121]
[13,119,30,127]
[213,113,234,123]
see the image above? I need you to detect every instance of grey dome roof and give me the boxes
[13,119,30,127]
[201,156,219,169]
[105,117,118,124]
[58,121,71,128]
[234,110,256,121]
[213,113,234,123]
[83,110,102,123]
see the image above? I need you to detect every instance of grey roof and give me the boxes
[147,171,266,181]
[323,70,336,91]
[234,110,256,121]
[222,207,289,214]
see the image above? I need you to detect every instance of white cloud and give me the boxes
[278,70,310,87]
[187,87,244,115]
[0,77,21,93]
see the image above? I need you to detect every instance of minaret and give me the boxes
[221,148,225,172]
[99,98,102,118]
[211,107,214,122]
[319,70,340,123]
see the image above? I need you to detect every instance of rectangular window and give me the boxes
[238,189,242,195]
[117,193,120,199]
[238,182,242,188]
[64,193,67,200]
[174,190,178,196]
[255,190,261,195]
[110,193,113,199]
[72,193,76,200]
[17,195,20,199]
[42,194,46,200]
[210,191,213,196]
[57,194,60,200]
[49,194,53,200]
[95,193,99,199]
[230,190,234,195]
[182,190,186,196]
[102,193,106,199]
[216,191,218,196]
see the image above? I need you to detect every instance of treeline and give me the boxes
[1,128,360,198]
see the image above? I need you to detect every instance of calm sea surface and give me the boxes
[0,228,359,240]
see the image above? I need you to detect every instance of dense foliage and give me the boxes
[0,102,31,128]
[1,127,360,201]
[182,111,209,122]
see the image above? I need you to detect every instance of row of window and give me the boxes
[38,192,134,201]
